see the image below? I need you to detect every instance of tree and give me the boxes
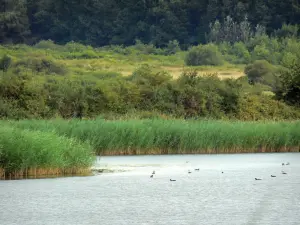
[185,44,223,66]
[244,60,275,85]
[276,62,300,107]
[0,0,30,43]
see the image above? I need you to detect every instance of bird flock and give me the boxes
[149,162,291,181]
[250,161,290,181]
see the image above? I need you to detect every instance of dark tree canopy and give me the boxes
[1,0,300,46]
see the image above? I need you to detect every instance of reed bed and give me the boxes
[0,126,94,179]
[5,119,300,155]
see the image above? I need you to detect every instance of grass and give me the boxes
[0,125,95,179]
[1,43,245,81]
[5,119,300,156]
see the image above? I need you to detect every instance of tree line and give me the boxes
[1,59,300,120]
[1,0,300,46]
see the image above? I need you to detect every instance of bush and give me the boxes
[238,95,300,120]
[276,62,300,107]
[34,40,59,50]
[281,52,298,68]
[244,60,275,85]
[15,57,67,75]
[0,54,12,72]
[185,44,223,66]
[78,50,98,59]
[230,42,251,64]
[164,40,181,55]
[252,44,271,61]
[134,39,159,55]
[64,41,87,52]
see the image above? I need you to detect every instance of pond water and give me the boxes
[1,153,300,225]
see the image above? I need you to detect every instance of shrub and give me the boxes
[274,23,299,38]
[78,50,98,59]
[276,62,300,107]
[185,44,223,66]
[34,40,59,50]
[0,54,12,72]
[281,52,298,67]
[244,60,275,85]
[252,44,271,61]
[134,39,159,55]
[238,94,300,120]
[90,71,122,80]
[164,40,181,55]
[15,57,67,75]
[230,42,251,64]
[64,41,87,52]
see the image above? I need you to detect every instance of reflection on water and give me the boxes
[1,153,300,225]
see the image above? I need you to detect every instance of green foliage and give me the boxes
[165,40,181,55]
[8,119,300,155]
[34,40,59,50]
[14,57,67,75]
[134,40,159,55]
[238,95,300,120]
[227,42,251,64]
[0,42,300,121]
[208,16,254,43]
[0,71,49,119]
[252,44,271,61]
[0,0,30,43]
[245,60,276,85]
[274,24,299,38]
[0,0,300,46]
[0,54,12,72]
[276,62,300,107]
[185,44,223,66]
[0,125,94,175]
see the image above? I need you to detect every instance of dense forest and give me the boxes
[1,0,300,46]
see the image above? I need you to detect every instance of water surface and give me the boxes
[1,153,300,225]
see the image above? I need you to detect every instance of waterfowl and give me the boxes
[170,179,176,182]
[271,175,276,177]
[282,171,287,175]
[152,171,155,175]
[282,163,285,166]
[255,178,262,180]
[222,171,224,174]
[150,174,154,178]
[195,168,200,171]
[188,171,192,174]
[286,162,290,165]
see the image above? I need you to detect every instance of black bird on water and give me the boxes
[271,175,276,177]
[286,162,290,165]
[188,171,192,174]
[150,174,154,178]
[255,178,262,180]
[282,171,287,175]
[282,163,285,166]
[195,168,200,171]
[222,171,224,174]
[170,179,176,182]
[152,171,155,175]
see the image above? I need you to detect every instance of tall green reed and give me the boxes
[6,119,300,155]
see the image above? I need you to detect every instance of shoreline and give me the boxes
[98,147,300,156]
